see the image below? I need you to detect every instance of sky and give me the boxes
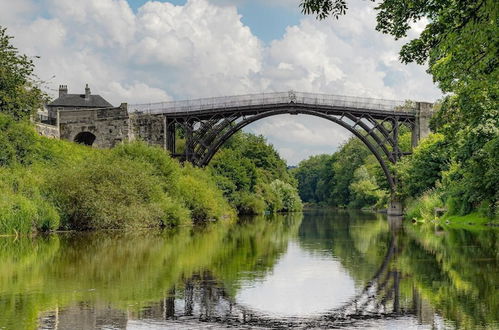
[0,0,442,165]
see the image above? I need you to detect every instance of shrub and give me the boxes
[405,189,444,221]
[397,133,450,198]
[112,142,180,185]
[176,164,234,223]
[0,113,38,166]
[0,191,60,235]
[46,151,190,230]
[269,179,303,212]
[232,191,266,215]
[0,166,60,234]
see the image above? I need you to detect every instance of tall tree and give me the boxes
[0,26,45,121]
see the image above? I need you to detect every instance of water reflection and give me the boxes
[0,210,497,329]
[236,242,356,317]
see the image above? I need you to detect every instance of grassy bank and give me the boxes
[404,189,498,226]
[0,113,236,234]
[0,113,303,235]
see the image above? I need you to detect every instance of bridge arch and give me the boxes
[166,106,415,192]
[196,109,397,190]
[74,131,96,146]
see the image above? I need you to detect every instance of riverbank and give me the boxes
[0,114,301,235]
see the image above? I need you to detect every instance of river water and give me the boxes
[0,210,497,329]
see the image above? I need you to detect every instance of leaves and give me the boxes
[0,27,46,121]
[300,0,349,20]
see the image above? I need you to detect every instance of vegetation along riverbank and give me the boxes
[294,0,498,225]
[0,113,302,235]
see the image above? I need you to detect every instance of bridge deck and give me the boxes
[128,91,417,118]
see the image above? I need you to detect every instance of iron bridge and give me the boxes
[129,91,432,192]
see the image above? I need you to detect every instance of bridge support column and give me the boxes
[184,121,194,162]
[413,102,433,148]
[388,198,403,216]
[165,119,176,154]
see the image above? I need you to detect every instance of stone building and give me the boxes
[36,84,131,148]
[47,84,113,119]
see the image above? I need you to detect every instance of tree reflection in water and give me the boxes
[0,211,497,329]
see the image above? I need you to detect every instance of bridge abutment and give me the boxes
[413,102,433,148]
[388,199,404,216]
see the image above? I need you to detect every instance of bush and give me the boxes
[397,133,450,198]
[0,166,60,234]
[232,191,266,215]
[0,114,38,166]
[405,189,444,221]
[208,132,302,215]
[46,151,190,230]
[112,142,180,185]
[269,179,303,212]
[176,164,234,223]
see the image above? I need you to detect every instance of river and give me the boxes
[0,210,497,329]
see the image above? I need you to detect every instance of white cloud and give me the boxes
[246,114,351,165]
[248,115,350,146]
[258,3,440,101]
[130,0,263,97]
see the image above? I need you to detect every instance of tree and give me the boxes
[0,26,45,121]
[301,0,498,215]
[397,133,450,198]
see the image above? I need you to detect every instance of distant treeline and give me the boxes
[292,137,391,210]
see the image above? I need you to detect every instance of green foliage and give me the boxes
[405,189,445,221]
[397,133,450,198]
[46,151,189,230]
[0,27,45,121]
[0,114,38,166]
[349,165,388,209]
[176,164,234,223]
[293,154,334,203]
[269,179,303,212]
[300,0,498,216]
[300,0,348,20]
[0,166,60,234]
[331,138,372,206]
[294,137,389,209]
[0,113,237,233]
[209,132,301,214]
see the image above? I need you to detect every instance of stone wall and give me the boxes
[412,102,434,147]
[129,113,166,149]
[58,104,129,148]
[35,123,60,139]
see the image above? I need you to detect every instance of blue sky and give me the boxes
[1,0,440,164]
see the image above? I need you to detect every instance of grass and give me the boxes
[442,212,498,229]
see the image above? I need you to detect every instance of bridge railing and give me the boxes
[128,91,416,114]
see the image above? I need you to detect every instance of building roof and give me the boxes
[48,94,113,108]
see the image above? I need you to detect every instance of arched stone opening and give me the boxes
[74,132,96,146]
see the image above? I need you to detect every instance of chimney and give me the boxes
[59,85,68,98]
[85,84,91,100]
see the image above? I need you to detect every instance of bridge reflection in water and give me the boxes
[25,210,489,330]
